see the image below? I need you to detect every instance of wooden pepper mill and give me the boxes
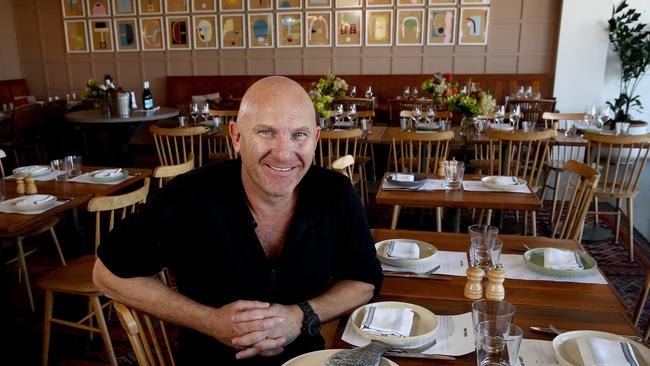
[485,266,506,301]
[464,267,485,299]
[15,175,25,195]
[25,176,37,194]
[437,160,446,178]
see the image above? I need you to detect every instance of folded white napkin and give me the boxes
[577,337,640,366]
[386,241,420,259]
[15,194,55,206]
[95,169,123,178]
[543,248,583,270]
[360,306,414,338]
[16,166,48,175]
[495,176,519,185]
[393,173,415,182]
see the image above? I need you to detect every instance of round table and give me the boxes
[65,107,179,124]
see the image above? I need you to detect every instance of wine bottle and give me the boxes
[142,81,154,110]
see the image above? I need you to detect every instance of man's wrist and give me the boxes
[297,301,321,336]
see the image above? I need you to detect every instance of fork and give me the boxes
[389,337,438,354]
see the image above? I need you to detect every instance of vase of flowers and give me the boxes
[447,91,496,135]
[80,74,125,116]
[421,72,459,108]
[309,74,349,122]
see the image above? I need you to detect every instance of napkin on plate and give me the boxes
[494,176,519,185]
[15,194,55,206]
[360,306,414,338]
[577,337,640,366]
[16,166,48,175]
[393,173,415,182]
[386,241,420,259]
[95,169,123,178]
[543,248,583,270]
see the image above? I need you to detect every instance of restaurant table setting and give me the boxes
[0,194,67,214]
[381,173,447,191]
[463,179,532,193]
[67,168,131,185]
[5,165,61,181]
[375,238,468,277]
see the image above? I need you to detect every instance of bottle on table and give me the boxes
[142,81,154,110]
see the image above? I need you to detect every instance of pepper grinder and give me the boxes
[25,176,37,194]
[16,175,25,195]
[464,267,485,299]
[485,266,506,301]
[437,160,446,178]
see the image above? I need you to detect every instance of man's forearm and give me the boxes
[308,280,375,323]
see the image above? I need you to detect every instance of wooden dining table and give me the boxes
[331,229,640,365]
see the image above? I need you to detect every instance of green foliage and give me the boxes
[446,91,494,118]
[608,1,650,121]
[421,72,459,105]
[309,74,349,118]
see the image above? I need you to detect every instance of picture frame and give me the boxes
[192,0,217,12]
[114,17,140,51]
[89,19,114,52]
[220,14,246,49]
[166,16,192,50]
[220,0,244,11]
[305,11,331,47]
[335,0,361,8]
[140,16,165,50]
[365,9,392,46]
[276,0,301,10]
[366,0,393,7]
[64,20,89,52]
[305,0,331,9]
[61,0,86,18]
[165,0,190,13]
[112,0,136,15]
[396,8,424,46]
[461,0,489,4]
[277,12,302,47]
[193,15,219,49]
[138,0,162,14]
[87,0,112,17]
[335,10,362,47]
[429,0,456,4]
[458,7,489,45]
[427,7,455,45]
[248,13,274,48]
[248,0,273,11]
[396,0,424,7]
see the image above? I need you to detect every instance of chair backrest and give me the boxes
[507,98,556,125]
[12,103,42,143]
[584,132,650,195]
[550,160,599,240]
[153,155,194,188]
[388,129,454,174]
[388,99,434,125]
[150,125,207,168]
[206,110,238,161]
[543,112,588,163]
[317,129,362,170]
[333,97,374,111]
[0,148,5,177]
[114,300,175,366]
[483,128,556,190]
[331,154,355,180]
[542,112,586,130]
[87,178,150,252]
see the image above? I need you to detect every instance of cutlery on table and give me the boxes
[384,264,440,276]
[382,352,456,360]
[383,265,451,280]
[530,325,643,343]
[509,244,531,252]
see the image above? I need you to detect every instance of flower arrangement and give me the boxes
[80,74,122,108]
[446,91,495,118]
[308,74,349,118]
[421,72,459,105]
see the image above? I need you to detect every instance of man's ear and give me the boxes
[229,120,241,153]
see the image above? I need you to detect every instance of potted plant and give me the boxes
[308,74,348,127]
[446,91,496,135]
[606,1,650,128]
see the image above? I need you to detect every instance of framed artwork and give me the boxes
[396,9,423,46]
[397,0,424,6]
[427,7,455,45]
[335,10,362,47]
[366,0,392,7]
[64,20,89,52]
[193,15,219,49]
[305,11,331,47]
[248,13,274,48]
[166,16,191,49]
[165,0,189,13]
[461,0,489,4]
[220,0,244,11]
[429,0,455,4]
[192,0,216,11]
[276,0,301,10]
[248,0,273,11]
[89,19,114,52]
[112,0,136,15]
[138,0,162,14]
[365,9,392,46]
[114,18,140,51]
[305,0,330,8]
[277,12,302,47]
[220,14,246,48]
[140,17,165,50]
[87,0,112,16]
[336,0,361,7]
[458,7,489,45]
[62,0,86,17]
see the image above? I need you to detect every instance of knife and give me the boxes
[529,326,643,342]
[383,273,452,280]
[383,352,456,360]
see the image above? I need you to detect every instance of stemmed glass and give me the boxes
[189,103,200,126]
[403,86,411,99]
[334,104,343,125]
[348,104,357,125]
[597,105,611,129]
[349,85,357,98]
[201,103,211,122]
[509,105,521,129]
[585,105,597,128]
[412,105,422,128]
[412,87,419,99]
[495,105,505,125]
[365,86,373,99]
[425,107,435,125]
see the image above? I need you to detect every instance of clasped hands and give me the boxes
[211,300,303,359]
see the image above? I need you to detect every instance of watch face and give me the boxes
[307,317,321,336]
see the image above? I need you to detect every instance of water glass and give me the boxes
[400,117,409,131]
[444,161,464,190]
[490,239,504,267]
[475,320,523,366]
[471,300,516,331]
[522,121,536,133]
[178,115,187,127]
[468,224,499,271]
[64,155,82,178]
[616,122,631,135]
[51,159,68,181]
[213,116,223,129]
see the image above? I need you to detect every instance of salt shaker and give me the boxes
[16,175,25,195]
[485,266,506,301]
[25,176,37,194]
[464,267,485,300]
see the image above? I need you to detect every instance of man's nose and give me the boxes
[273,134,293,159]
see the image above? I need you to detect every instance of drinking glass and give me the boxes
[522,121,536,133]
[425,107,435,125]
[347,104,357,124]
[444,161,464,190]
[365,86,374,98]
[403,86,411,99]
[597,105,611,128]
[334,104,344,125]
[64,155,83,178]
[412,87,419,99]
[475,320,523,366]
[584,105,597,127]
[468,224,499,271]
[495,105,505,125]
[178,115,187,127]
[509,105,521,129]
[51,159,67,182]
[201,103,211,122]
[349,85,357,98]
[189,103,200,125]
[471,300,516,331]
[412,105,422,126]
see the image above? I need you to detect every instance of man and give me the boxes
[93,76,383,365]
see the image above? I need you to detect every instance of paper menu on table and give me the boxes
[515,339,559,366]
[499,254,607,284]
[380,250,469,276]
[341,312,475,356]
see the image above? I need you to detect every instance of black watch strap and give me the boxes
[298,301,321,336]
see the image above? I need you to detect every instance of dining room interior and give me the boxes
[2,0,650,365]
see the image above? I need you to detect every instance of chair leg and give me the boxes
[485,209,493,226]
[90,296,118,366]
[594,197,599,225]
[615,198,621,243]
[15,236,34,312]
[633,271,650,326]
[436,207,442,232]
[532,211,537,237]
[391,205,401,230]
[42,290,54,366]
[49,227,66,266]
[627,197,634,262]
[551,170,561,222]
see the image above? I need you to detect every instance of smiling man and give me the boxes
[93,76,383,365]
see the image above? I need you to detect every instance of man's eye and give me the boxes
[258,129,272,136]
[293,131,308,138]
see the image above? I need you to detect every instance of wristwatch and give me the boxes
[298,301,321,336]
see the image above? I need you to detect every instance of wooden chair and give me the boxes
[506,98,556,125]
[37,178,151,366]
[206,110,238,162]
[114,300,176,366]
[584,132,650,261]
[540,112,588,221]
[316,129,365,205]
[633,271,650,341]
[0,103,47,166]
[388,98,434,126]
[548,160,599,241]
[387,129,454,231]
[483,128,556,235]
[150,125,207,168]
[153,155,195,189]
[331,154,354,180]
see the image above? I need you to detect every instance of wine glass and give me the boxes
[334,104,343,125]
[189,103,200,125]
[585,105,597,128]
[349,85,357,98]
[495,105,505,125]
[509,105,521,129]
[425,106,435,125]
[403,86,411,99]
[412,105,422,127]
[412,87,419,99]
[365,86,373,99]
[201,103,211,122]
[348,104,357,124]
[597,105,612,128]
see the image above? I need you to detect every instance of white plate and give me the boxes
[481,176,527,190]
[350,301,438,348]
[281,349,399,366]
[489,123,514,131]
[12,165,51,177]
[89,169,129,182]
[385,173,428,189]
[553,330,650,366]
[375,239,438,267]
[4,195,57,212]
